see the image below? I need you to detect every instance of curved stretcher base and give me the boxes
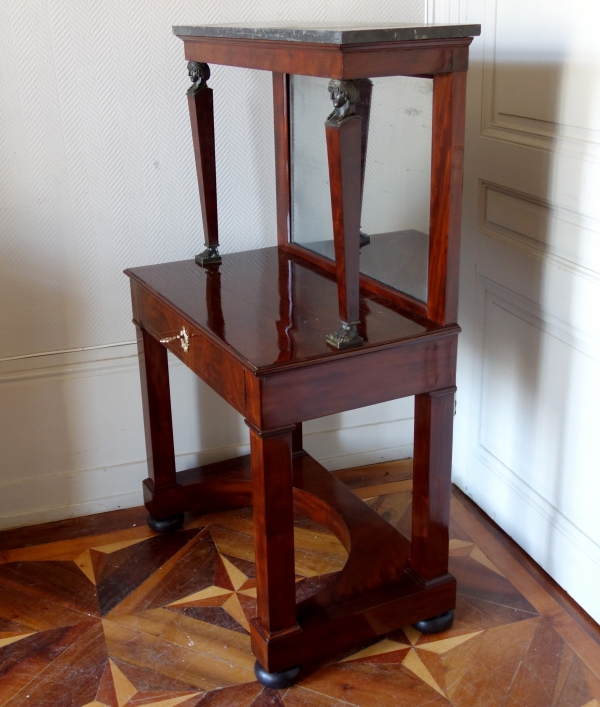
[143,451,456,674]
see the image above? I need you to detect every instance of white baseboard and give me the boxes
[0,341,414,530]
[0,444,247,531]
[460,448,600,624]
[0,423,413,531]
[304,417,414,471]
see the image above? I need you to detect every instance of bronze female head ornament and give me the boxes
[327,79,359,122]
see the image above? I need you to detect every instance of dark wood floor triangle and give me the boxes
[96,529,199,615]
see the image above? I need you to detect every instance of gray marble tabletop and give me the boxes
[172,23,481,45]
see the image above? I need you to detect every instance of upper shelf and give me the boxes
[173,23,481,45]
[125,246,453,373]
[173,22,480,79]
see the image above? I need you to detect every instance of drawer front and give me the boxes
[259,334,458,428]
[136,285,246,415]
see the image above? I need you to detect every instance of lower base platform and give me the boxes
[253,608,456,687]
[143,451,456,674]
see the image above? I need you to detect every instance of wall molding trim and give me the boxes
[478,180,600,287]
[0,426,413,531]
[0,341,188,387]
[477,274,600,363]
[0,340,137,364]
[478,0,600,164]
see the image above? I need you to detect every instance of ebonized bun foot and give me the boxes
[412,609,454,634]
[254,661,301,688]
[147,512,184,533]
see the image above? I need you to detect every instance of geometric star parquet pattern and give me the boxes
[1,482,599,707]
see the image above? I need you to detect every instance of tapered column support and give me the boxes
[411,387,456,582]
[247,422,300,665]
[137,327,177,489]
[136,327,183,531]
[325,79,363,349]
[187,61,221,266]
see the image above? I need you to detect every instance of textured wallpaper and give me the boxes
[0,0,424,359]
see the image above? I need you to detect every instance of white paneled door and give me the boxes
[430,0,600,621]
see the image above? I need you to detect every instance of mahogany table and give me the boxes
[125,21,480,688]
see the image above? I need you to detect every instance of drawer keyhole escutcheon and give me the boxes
[160,326,190,353]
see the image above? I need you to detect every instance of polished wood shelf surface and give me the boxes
[0,467,598,707]
[297,230,429,304]
[125,245,447,373]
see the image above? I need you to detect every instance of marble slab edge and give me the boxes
[172,24,482,44]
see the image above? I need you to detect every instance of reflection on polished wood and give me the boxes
[0,469,598,706]
[299,230,429,303]
[127,247,442,372]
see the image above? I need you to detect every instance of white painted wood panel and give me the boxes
[431,0,600,621]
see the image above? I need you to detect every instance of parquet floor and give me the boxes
[0,461,599,707]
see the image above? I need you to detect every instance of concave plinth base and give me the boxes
[143,451,456,673]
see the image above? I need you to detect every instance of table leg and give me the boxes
[249,423,297,633]
[248,422,300,683]
[136,326,182,532]
[411,387,456,581]
[324,80,363,349]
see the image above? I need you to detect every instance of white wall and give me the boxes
[0,0,423,529]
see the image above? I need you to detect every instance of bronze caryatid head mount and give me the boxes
[327,79,360,123]
[187,61,211,95]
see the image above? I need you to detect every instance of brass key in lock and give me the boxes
[160,326,190,353]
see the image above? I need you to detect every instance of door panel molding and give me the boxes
[478,180,600,284]
[479,0,600,163]
[467,446,600,587]
[476,274,600,372]
[469,444,600,568]
[470,275,600,563]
